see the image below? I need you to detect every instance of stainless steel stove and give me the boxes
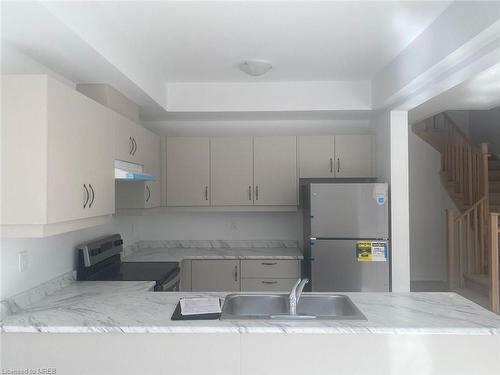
[76,234,180,291]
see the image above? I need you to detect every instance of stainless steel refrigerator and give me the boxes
[301,180,390,292]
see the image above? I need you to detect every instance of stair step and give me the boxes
[463,273,489,297]
[489,160,500,170]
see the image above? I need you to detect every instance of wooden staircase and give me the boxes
[413,113,500,313]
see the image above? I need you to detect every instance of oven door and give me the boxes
[155,270,181,291]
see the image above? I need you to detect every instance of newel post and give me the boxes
[446,208,455,289]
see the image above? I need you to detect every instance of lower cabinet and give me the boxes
[186,259,300,292]
[241,278,298,292]
[191,260,240,292]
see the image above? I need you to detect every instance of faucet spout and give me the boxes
[289,278,309,315]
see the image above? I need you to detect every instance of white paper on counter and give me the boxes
[179,297,221,315]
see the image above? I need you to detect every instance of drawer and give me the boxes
[241,278,298,292]
[241,260,299,279]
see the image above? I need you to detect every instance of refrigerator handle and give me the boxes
[337,158,340,173]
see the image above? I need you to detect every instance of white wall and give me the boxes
[470,106,500,155]
[0,217,138,300]
[408,131,447,282]
[166,81,371,112]
[446,110,470,135]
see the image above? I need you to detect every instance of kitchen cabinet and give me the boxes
[240,260,300,279]
[299,135,374,178]
[1,75,114,237]
[298,136,335,178]
[253,136,297,206]
[241,278,298,292]
[115,112,144,165]
[191,260,240,292]
[334,135,374,177]
[211,137,254,206]
[166,137,210,206]
[143,128,162,208]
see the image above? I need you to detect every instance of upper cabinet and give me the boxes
[254,136,297,206]
[298,136,335,178]
[211,137,254,206]
[143,128,162,208]
[166,137,210,206]
[115,113,144,165]
[1,75,115,237]
[115,127,162,210]
[334,135,374,177]
[299,135,374,178]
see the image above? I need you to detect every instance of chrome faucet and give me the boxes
[289,278,309,315]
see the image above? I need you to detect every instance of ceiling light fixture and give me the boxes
[238,60,272,76]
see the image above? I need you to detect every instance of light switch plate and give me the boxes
[18,251,28,272]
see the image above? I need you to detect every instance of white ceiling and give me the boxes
[410,63,500,123]
[90,1,451,82]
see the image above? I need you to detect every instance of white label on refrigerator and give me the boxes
[371,242,387,262]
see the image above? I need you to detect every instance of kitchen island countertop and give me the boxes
[2,280,500,335]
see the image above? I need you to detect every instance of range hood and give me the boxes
[114,160,155,181]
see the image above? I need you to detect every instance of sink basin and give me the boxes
[220,293,366,320]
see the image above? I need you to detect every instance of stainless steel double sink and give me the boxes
[220,293,366,320]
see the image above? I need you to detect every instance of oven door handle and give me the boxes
[159,272,181,291]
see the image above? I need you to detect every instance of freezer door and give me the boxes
[311,240,389,292]
[310,183,388,238]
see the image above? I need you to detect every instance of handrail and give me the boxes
[442,112,480,151]
[456,197,487,221]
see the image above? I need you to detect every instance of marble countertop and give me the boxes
[2,281,500,335]
[123,246,304,262]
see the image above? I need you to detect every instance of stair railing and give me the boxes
[490,213,499,313]
[447,197,488,289]
[440,113,489,207]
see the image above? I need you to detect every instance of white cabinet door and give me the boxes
[191,260,240,292]
[298,136,335,178]
[334,135,374,177]
[254,136,297,206]
[83,99,115,218]
[46,78,87,223]
[166,137,210,206]
[115,113,144,164]
[211,137,253,206]
[143,128,162,208]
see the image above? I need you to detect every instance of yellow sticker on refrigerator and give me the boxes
[356,241,387,262]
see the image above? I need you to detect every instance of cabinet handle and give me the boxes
[337,158,340,173]
[255,186,259,200]
[146,185,151,202]
[205,186,208,200]
[248,185,252,200]
[330,157,333,173]
[261,262,277,266]
[83,184,89,208]
[261,281,278,285]
[132,137,137,155]
[88,184,95,208]
[234,265,238,282]
[129,137,133,155]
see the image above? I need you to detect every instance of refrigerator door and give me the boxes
[311,240,389,292]
[310,183,388,239]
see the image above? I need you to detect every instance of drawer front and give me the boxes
[241,260,299,279]
[241,278,298,292]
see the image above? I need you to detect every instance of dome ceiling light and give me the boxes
[238,60,272,76]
